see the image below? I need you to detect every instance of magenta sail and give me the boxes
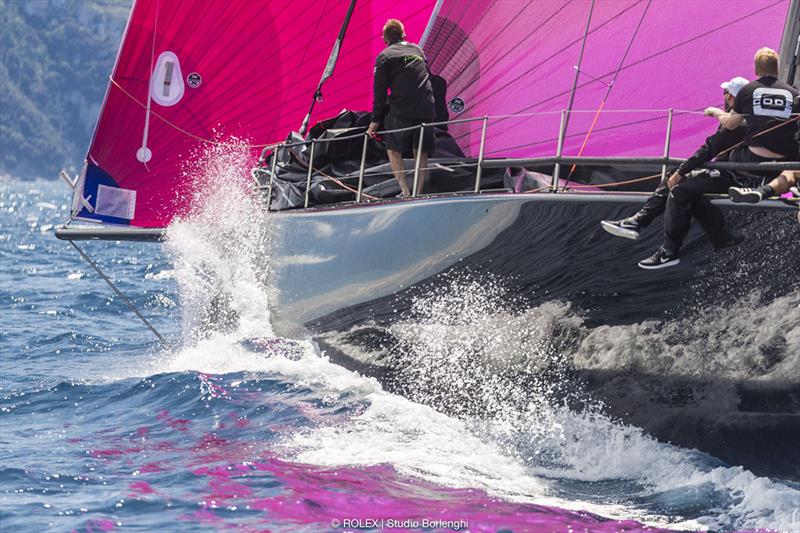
[74,0,435,227]
[423,0,790,159]
[73,0,790,227]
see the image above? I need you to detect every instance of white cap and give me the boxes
[720,76,749,97]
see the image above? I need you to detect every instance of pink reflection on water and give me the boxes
[128,480,156,497]
[243,458,677,533]
[139,462,164,473]
[197,372,230,400]
[73,518,116,532]
[71,386,691,532]
[157,409,191,432]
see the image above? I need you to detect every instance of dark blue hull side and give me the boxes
[268,193,800,480]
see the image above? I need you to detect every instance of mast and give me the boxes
[298,0,358,136]
[778,0,800,85]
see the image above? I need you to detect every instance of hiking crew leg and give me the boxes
[691,195,732,248]
[663,171,732,253]
[636,175,670,227]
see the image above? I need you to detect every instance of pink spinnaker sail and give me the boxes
[423,0,791,159]
[74,0,435,227]
[75,0,791,226]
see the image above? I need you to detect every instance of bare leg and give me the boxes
[768,171,797,195]
[387,149,410,195]
[730,170,797,204]
[413,150,428,195]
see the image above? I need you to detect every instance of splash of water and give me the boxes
[315,273,800,531]
[164,141,273,343]
[151,146,799,532]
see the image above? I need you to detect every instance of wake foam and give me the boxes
[575,290,800,384]
[156,145,800,532]
[316,275,800,531]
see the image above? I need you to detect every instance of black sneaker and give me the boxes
[601,216,642,240]
[728,187,763,204]
[638,247,680,270]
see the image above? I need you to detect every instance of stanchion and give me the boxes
[357,133,368,203]
[551,110,567,192]
[474,116,488,194]
[266,145,279,211]
[661,108,674,183]
[304,140,316,209]
[412,124,425,197]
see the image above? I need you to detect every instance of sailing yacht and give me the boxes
[56,0,800,480]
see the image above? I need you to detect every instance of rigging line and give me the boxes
[514,172,663,196]
[285,145,379,201]
[483,106,797,158]
[444,0,579,97]
[563,0,652,190]
[424,0,484,80]
[139,0,159,171]
[715,115,800,160]
[482,111,689,156]
[572,67,612,88]
[477,0,770,135]
[457,1,640,125]
[600,1,785,83]
[429,0,507,74]
[531,118,800,193]
[109,77,281,149]
[299,0,354,136]
[269,0,332,134]
[240,1,423,123]
[419,0,444,48]
[563,99,605,173]
[68,240,173,351]
[560,0,594,145]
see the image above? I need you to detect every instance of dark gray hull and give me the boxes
[268,192,800,480]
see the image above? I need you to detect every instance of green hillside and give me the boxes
[0,0,130,179]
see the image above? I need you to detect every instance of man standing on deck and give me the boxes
[638,48,799,269]
[600,76,749,248]
[367,19,436,197]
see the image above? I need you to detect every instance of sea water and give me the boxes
[1,173,799,533]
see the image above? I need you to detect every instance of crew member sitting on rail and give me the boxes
[600,76,748,249]
[638,47,799,270]
[728,97,800,204]
[367,19,435,197]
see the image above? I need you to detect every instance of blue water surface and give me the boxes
[2,178,799,533]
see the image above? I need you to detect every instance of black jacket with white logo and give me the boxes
[733,76,799,158]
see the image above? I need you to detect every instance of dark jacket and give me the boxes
[677,125,747,176]
[372,41,435,122]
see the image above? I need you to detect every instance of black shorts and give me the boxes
[383,114,435,156]
[727,145,783,185]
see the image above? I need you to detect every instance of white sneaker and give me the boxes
[601,216,643,240]
[728,187,763,204]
